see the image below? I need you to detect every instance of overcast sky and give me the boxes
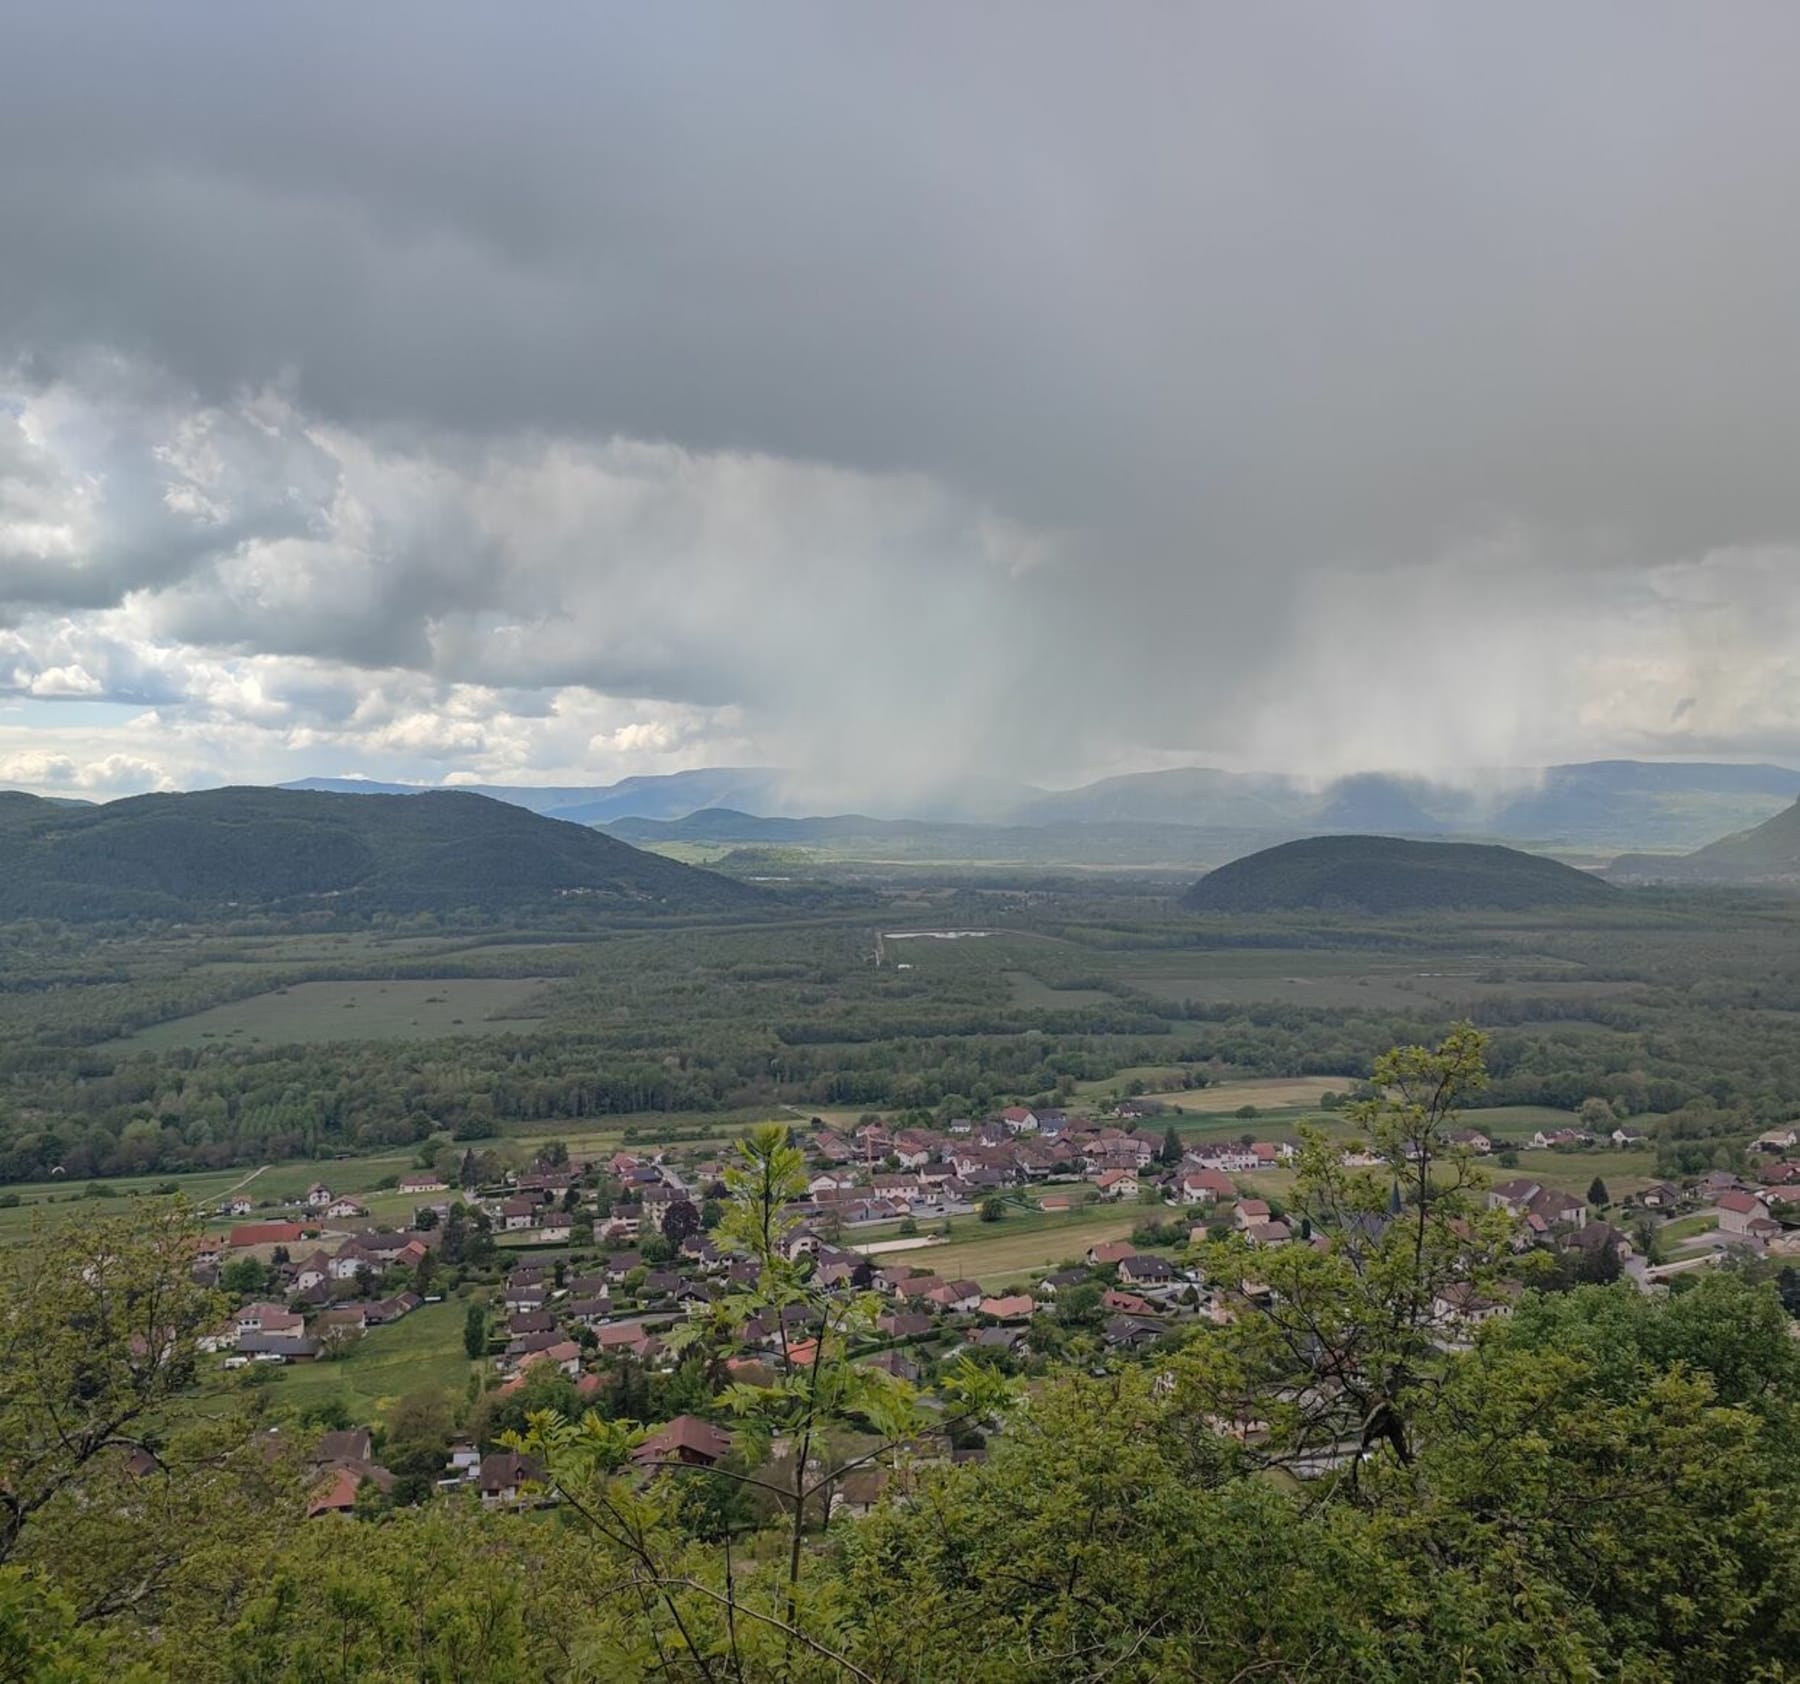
[7,4,1800,802]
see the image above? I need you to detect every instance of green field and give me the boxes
[1004,972,1120,1010]
[1502,1147,1659,1199]
[237,1295,481,1418]
[859,1202,1167,1286]
[105,977,554,1051]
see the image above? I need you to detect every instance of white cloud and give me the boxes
[8,357,1800,799]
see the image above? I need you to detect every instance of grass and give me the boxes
[104,977,553,1051]
[1004,972,1119,1010]
[861,1202,1166,1286]
[1656,1212,1719,1246]
[1505,1147,1658,1199]
[238,1295,481,1418]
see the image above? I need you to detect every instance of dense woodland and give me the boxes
[4,878,1800,1182]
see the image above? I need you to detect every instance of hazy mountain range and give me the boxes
[284,760,1800,858]
[1610,798,1800,886]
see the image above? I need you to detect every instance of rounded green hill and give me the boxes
[1184,834,1615,915]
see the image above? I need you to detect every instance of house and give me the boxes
[304,1183,333,1210]
[228,1221,309,1249]
[1180,1170,1235,1205]
[1447,1129,1492,1154]
[595,1321,658,1359]
[1094,1168,1138,1199]
[978,1294,1036,1321]
[1232,1199,1272,1231]
[640,1186,694,1234]
[858,1349,920,1383]
[478,1451,542,1506]
[328,1243,376,1282]
[1186,1143,1259,1174]
[1610,1126,1647,1146]
[999,1106,1039,1134]
[499,1198,539,1232]
[1637,1181,1682,1210]
[633,1415,733,1469]
[1116,1254,1174,1287]
[1716,1189,1774,1236]
[878,1311,934,1339]
[808,1170,859,1196]
[364,1293,419,1326]
[1039,1192,1076,1212]
[972,1326,1026,1354]
[325,1198,368,1221]
[1102,1314,1164,1350]
[237,1302,304,1337]
[1432,1283,1509,1332]
[292,1250,332,1292]
[1487,1178,1587,1231]
[307,1462,395,1518]
[1754,1128,1800,1154]
[227,1195,255,1217]
[925,1280,984,1314]
[530,1339,583,1377]
[891,1133,936,1171]
[235,1331,320,1361]
[399,1173,447,1195]
[315,1429,375,1465]
[1087,1240,1136,1267]
[1037,1268,1089,1298]
[1529,1128,1594,1150]
[1244,1220,1292,1247]
[1102,1289,1157,1317]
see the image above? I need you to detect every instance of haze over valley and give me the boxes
[11,8,1800,1682]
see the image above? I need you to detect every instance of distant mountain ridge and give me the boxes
[275,761,1800,852]
[0,787,761,921]
[1610,798,1800,886]
[1184,835,1617,915]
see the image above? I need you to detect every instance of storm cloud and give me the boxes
[6,3,1800,796]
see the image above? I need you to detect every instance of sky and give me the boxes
[7,4,1800,804]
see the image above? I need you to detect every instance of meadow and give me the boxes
[227,1295,481,1418]
[105,976,553,1051]
[859,1201,1166,1286]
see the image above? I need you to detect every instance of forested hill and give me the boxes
[1184,834,1616,914]
[0,787,763,920]
[1610,798,1800,885]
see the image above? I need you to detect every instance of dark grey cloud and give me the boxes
[6,4,1800,790]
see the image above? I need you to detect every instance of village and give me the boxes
[184,1097,1800,1519]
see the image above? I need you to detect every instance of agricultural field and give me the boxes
[104,976,555,1051]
